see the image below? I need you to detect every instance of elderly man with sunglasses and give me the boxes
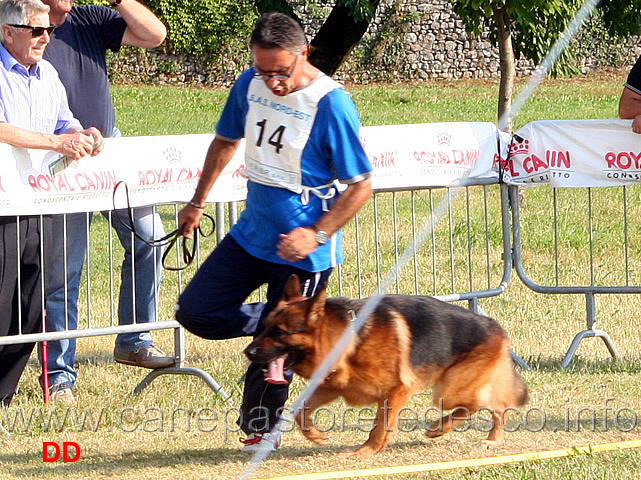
[0,0,104,406]
[175,12,373,453]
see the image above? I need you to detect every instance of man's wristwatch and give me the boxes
[110,0,121,7]
[312,226,328,245]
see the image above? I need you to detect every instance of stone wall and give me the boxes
[109,0,639,87]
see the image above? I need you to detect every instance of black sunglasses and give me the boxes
[8,24,56,38]
[253,54,299,81]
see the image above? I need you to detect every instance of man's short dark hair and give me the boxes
[250,12,306,54]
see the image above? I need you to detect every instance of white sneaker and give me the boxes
[240,431,282,453]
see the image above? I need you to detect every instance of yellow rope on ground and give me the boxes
[252,439,641,480]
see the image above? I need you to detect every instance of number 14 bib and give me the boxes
[244,74,342,193]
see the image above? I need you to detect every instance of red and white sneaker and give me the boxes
[240,431,282,453]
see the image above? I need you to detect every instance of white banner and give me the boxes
[6,119,641,215]
[504,119,641,187]
[365,122,503,190]
[0,122,505,215]
[0,134,248,215]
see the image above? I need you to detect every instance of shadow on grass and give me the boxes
[522,355,641,374]
[4,441,423,477]
[4,447,250,477]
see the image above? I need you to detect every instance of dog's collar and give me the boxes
[324,369,337,383]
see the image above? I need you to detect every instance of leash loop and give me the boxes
[112,181,215,271]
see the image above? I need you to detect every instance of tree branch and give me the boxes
[308,0,381,75]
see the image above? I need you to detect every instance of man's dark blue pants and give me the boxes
[175,234,332,434]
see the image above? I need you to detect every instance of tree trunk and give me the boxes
[492,4,515,134]
[308,1,381,75]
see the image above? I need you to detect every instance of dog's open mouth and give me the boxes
[265,354,289,384]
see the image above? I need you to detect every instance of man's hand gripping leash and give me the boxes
[112,181,215,271]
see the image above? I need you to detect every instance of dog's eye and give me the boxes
[272,326,289,339]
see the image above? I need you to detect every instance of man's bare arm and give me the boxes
[618,87,641,119]
[313,177,373,237]
[277,177,373,262]
[119,0,167,48]
[178,136,241,238]
[619,87,641,134]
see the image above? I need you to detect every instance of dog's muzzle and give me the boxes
[244,342,260,361]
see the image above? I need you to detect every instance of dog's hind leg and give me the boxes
[295,387,339,446]
[426,341,523,447]
[481,408,505,448]
[481,352,528,447]
[424,402,505,447]
[425,406,475,439]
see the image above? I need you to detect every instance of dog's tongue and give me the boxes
[265,355,288,384]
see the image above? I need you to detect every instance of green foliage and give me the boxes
[451,0,584,74]
[571,9,631,72]
[128,0,377,61]
[254,0,298,16]
[73,0,104,5]
[255,0,376,22]
[350,1,418,77]
[144,0,258,56]
[599,0,641,37]
[334,0,377,22]
[450,0,641,78]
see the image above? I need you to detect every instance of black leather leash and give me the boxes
[112,181,215,271]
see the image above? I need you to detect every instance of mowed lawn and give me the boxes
[3,70,641,480]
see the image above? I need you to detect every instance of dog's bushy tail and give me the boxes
[512,368,528,406]
[495,349,528,408]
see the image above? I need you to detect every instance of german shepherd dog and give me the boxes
[245,275,528,458]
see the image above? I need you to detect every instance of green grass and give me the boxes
[111,71,624,136]
[112,86,229,136]
[4,70,641,480]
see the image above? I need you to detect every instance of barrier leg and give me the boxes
[132,327,232,403]
[40,340,50,405]
[133,366,232,403]
[511,350,531,370]
[562,330,620,368]
[562,294,620,368]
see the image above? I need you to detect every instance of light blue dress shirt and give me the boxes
[0,43,81,134]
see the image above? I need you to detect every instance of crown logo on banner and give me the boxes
[163,146,183,165]
[233,164,246,178]
[509,138,529,156]
[436,131,451,147]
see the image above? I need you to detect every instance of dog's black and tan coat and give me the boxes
[245,275,528,458]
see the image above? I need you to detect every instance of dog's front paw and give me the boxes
[338,446,377,459]
[301,429,329,446]
[481,439,499,449]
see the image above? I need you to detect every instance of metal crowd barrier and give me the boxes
[2,179,523,406]
[0,207,232,403]
[509,184,641,368]
[16,176,641,405]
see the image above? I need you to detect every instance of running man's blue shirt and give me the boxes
[216,68,372,272]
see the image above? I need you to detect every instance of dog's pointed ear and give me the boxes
[282,274,301,301]
[307,283,328,325]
